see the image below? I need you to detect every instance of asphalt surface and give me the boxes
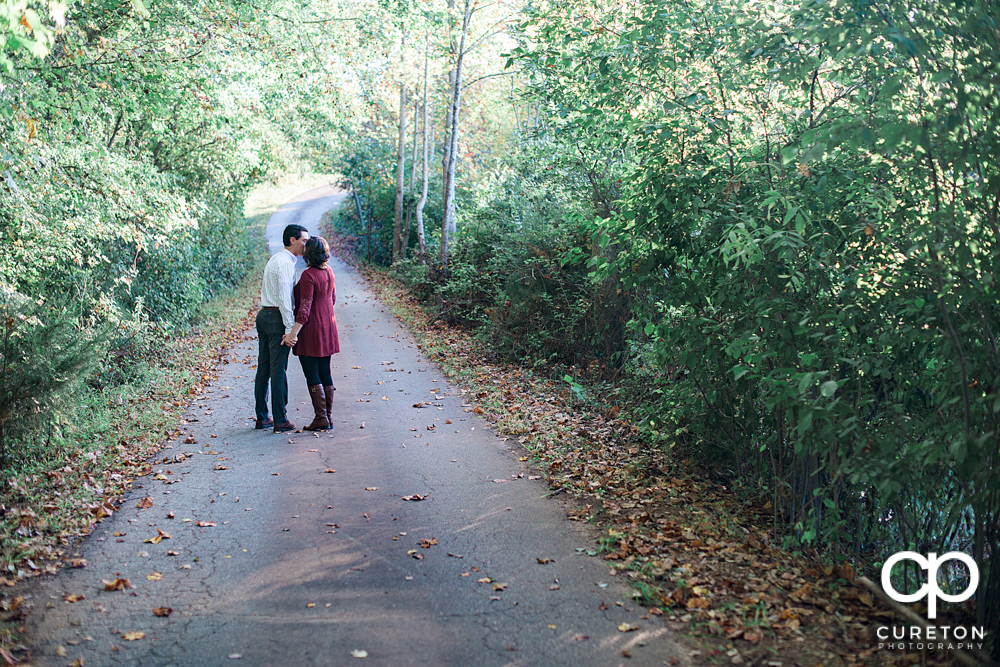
[20,186,689,667]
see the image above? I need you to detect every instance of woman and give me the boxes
[286,236,340,431]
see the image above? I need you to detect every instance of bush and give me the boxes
[0,290,105,468]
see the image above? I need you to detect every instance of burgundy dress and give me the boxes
[292,266,340,357]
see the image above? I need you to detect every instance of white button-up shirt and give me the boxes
[260,248,297,333]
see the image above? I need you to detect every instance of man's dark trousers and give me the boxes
[254,309,290,423]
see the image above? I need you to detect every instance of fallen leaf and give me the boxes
[121,631,145,641]
[102,578,132,591]
[63,593,85,603]
[617,622,638,632]
[401,494,425,501]
[142,529,172,544]
[364,487,378,491]
[196,521,216,527]
[137,497,153,509]
[686,597,710,609]
[477,577,492,584]
[536,558,554,564]
[153,607,172,617]
[350,650,368,659]
[323,469,337,473]
[419,537,438,548]
[791,583,813,599]
[493,582,508,591]
[146,572,163,581]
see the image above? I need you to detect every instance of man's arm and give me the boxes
[278,257,296,334]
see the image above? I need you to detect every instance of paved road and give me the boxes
[20,186,688,667]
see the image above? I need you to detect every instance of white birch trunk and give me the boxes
[415,29,430,261]
[392,32,408,263]
[439,0,472,269]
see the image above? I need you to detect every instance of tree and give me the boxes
[393,31,408,263]
[439,0,472,269]
[414,29,431,260]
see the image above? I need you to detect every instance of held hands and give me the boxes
[281,333,297,347]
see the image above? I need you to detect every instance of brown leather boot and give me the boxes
[304,385,330,431]
[323,385,335,425]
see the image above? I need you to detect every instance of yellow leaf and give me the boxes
[121,631,145,641]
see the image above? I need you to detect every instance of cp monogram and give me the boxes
[881,551,979,619]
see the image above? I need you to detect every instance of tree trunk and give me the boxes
[403,93,418,259]
[439,0,472,269]
[392,32,408,263]
[415,29,431,262]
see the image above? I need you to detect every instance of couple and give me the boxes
[254,224,340,433]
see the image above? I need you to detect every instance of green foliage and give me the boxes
[514,0,1000,646]
[386,148,628,369]
[337,135,413,265]
[0,291,104,468]
[0,0,298,476]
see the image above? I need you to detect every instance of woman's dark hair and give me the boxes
[303,236,331,268]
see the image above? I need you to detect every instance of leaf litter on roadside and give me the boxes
[362,271,900,667]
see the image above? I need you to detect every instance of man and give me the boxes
[254,223,309,432]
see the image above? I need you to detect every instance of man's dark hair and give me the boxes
[303,237,331,269]
[283,224,308,247]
